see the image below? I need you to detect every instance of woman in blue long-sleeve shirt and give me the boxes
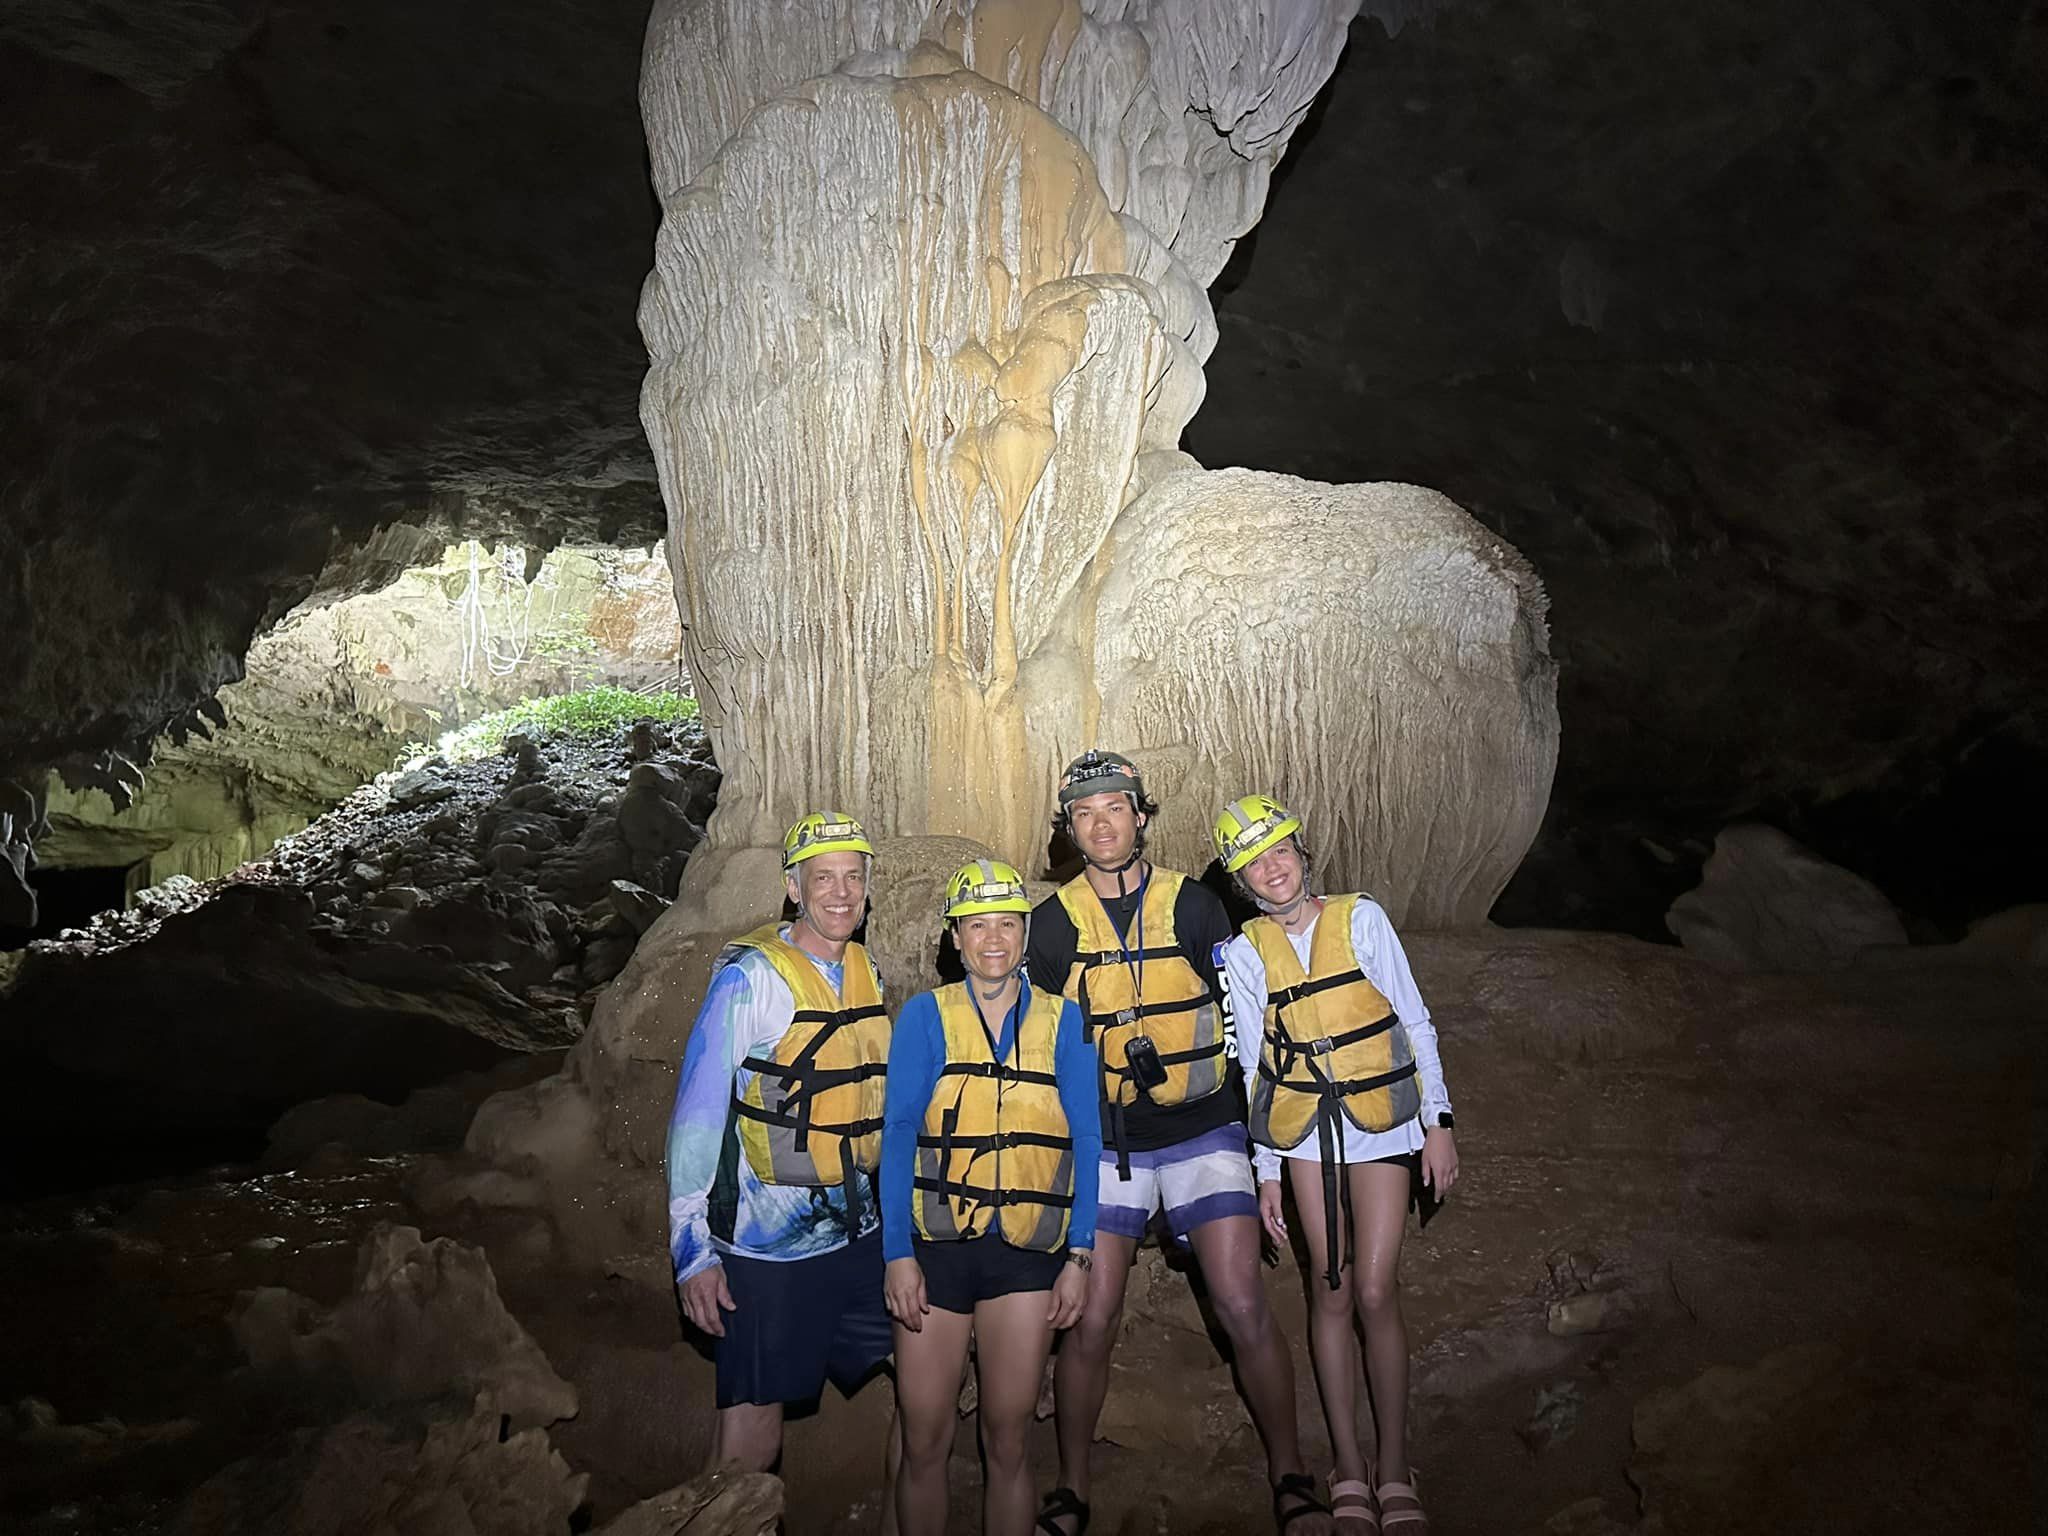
[880,859,1101,1536]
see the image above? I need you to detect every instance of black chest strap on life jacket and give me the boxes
[913,1098,1074,1213]
[1260,1011,1416,1292]
[738,1000,889,1151]
[737,1002,887,1240]
[1082,990,1206,1041]
[936,1059,1059,1088]
[1266,967,1368,1012]
[1074,942,1185,969]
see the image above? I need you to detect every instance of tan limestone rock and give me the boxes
[1091,465,1557,926]
[1666,823,1908,972]
[642,65,1196,864]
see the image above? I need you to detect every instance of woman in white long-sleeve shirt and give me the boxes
[1214,796,1458,1534]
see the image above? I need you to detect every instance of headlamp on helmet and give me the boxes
[941,858,1032,920]
[782,810,875,870]
[1057,749,1144,811]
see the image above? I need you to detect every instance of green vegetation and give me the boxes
[529,624,602,663]
[415,686,697,763]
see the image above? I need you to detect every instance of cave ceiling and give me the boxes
[2,0,2042,924]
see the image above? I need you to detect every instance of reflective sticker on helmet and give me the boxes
[958,881,1023,904]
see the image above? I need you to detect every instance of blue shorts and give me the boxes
[713,1232,892,1409]
[1096,1123,1258,1243]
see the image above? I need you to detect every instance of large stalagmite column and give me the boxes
[541,0,1560,1174]
[637,0,1558,928]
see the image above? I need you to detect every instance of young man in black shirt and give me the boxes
[1027,751,1330,1535]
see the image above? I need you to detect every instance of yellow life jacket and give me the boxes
[1057,868,1227,1111]
[1243,894,1420,1149]
[912,983,1073,1253]
[720,923,890,1187]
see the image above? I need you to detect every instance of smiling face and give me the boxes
[787,850,868,946]
[955,911,1025,984]
[1067,789,1143,869]
[1242,837,1307,911]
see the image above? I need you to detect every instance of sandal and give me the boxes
[1273,1472,1332,1532]
[1330,1476,1378,1531]
[1035,1486,1091,1535]
[1374,1471,1427,1531]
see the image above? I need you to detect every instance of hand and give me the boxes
[1047,1258,1089,1330]
[678,1263,736,1338]
[885,1257,929,1332]
[1258,1180,1288,1248]
[1422,1128,1459,1197]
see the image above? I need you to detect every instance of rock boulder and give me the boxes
[1666,824,1908,972]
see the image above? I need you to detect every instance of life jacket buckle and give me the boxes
[1310,1035,1337,1056]
[1114,1007,1139,1027]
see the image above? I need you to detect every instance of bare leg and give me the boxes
[1048,1229,1137,1527]
[1186,1214,1329,1533]
[709,1401,784,1474]
[1288,1159,1368,1487]
[892,1306,975,1536]
[880,1383,904,1536]
[973,1289,1060,1536]
[1348,1162,1416,1516]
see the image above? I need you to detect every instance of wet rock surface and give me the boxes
[1,716,716,1197]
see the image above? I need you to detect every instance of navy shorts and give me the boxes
[914,1233,1065,1315]
[713,1232,893,1409]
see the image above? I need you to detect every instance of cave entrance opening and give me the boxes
[34,540,690,911]
[3,863,141,950]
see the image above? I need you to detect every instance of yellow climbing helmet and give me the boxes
[941,858,1032,920]
[1213,794,1303,873]
[782,810,875,870]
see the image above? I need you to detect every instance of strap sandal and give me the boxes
[1273,1471,1332,1532]
[1374,1472,1427,1531]
[1329,1476,1378,1531]
[1035,1486,1091,1535]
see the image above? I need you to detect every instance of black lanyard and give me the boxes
[1109,867,1149,1018]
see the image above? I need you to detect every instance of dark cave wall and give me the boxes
[1189,0,2048,930]
[0,0,664,781]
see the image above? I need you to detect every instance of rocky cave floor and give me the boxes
[3,897,2039,1532]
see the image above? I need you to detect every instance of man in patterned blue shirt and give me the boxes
[666,811,899,1511]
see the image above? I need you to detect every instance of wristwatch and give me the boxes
[1066,1248,1094,1272]
[1429,1113,1454,1131]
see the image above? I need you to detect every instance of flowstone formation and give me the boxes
[638,0,1559,924]
[1096,463,1555,928]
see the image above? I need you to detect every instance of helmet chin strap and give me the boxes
[1085,845,1145,899]
[1254,885,1313,919]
